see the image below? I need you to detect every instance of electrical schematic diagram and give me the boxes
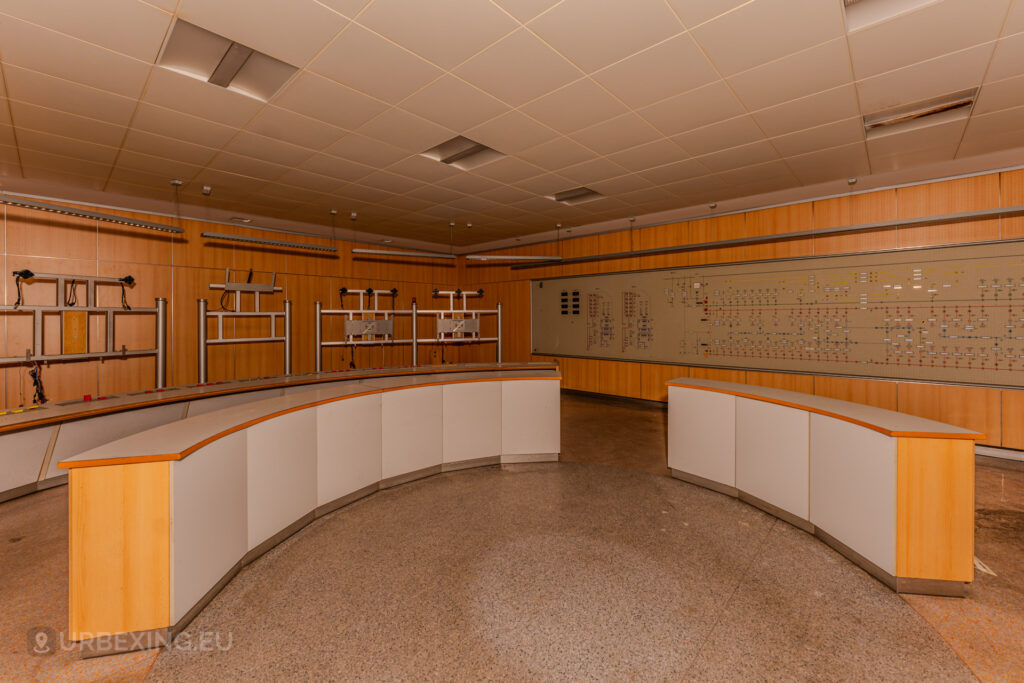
[530,240,1024,388]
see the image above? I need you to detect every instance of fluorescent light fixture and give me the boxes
[421,136,503,171]
[466,255,563,262]
[0,193,184,233]
[844,0,943,32]
[352,248,457,260]
[863,89,976,134]
[548,186,604,205]
[202,231,337,252]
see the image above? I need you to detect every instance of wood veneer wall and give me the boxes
[0,202,463,410]
[459,169,1024,451]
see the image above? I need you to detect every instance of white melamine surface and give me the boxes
[667,377,980,437]
[186,388,283,416]
[668,385,735,487]
[501,379,560,455]
[316,394,382,505]
[0,427,52,491]
[443,381,501,463]
[172,432,247,623]
[246,410,317,550]
[810,414,897,575]
[735,397,810,520]
[381,385,443,479]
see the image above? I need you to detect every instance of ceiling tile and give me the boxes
[15,129,116,164]
[697,139,779,172]
[637,157,709,184]
[639,80,744,136]
[19,148,111,179]
[477,184,536,203]
[223,131,317,166]
[519,78,628,134]
[0,16,151,98]
[727,37,853,112]
[974,74,1024,114]
[406,185,466,203]
[131,103,239,148]
[847,0,1007,79]
[191,168,271,192]
[518,136,597,169]
[714,158,796,187]
[448,195,501,212]
[866,111,968,159]
[333,183,396,204]
[588,174,655,195]
[856,43,994,113]
[114,150,202,180]
[207,152,289,181]
[492,0,560,22]
[357,0,518,69]
[751,84,860,137]
[672,115,764,156]
[9,101,126,147]
[356,107,455,152]
[399,75,509,131]
[590,33,719,109]
[985,31,1024,82]
[307,24,442,104]
[357,170,425,194]
[957,104,1024,156]
[770,117,864,157]
[569,113,662,155]
[315,0,373,19]
[143,67,263,128]
[1005,0,1024,34]
[3,64,137,126]
[0,0,173,61]
[299,153,375,181]
[472,156,545,183]
[274,71,389,130]
[244,106,347,150]
[607,139,689,173]
[511,172,575,194]
[386,155,463,183]
[276,168,346,193]
[177,0,348,65]
[0,124,15,147]
[325,133,409,167]
[527,0,683,72]
[557,157,630,185]
[664,0,750,29]
[464,110,559,154]
[784,141,870,185]
[121,128,218,166]
[690,0,845,76]
[454,28,583,107]
[661,173,727,200]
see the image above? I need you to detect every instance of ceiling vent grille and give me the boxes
[863,89,977,136]
[158,19,297,101]
[421,136,504,171]
[548,187,604,205]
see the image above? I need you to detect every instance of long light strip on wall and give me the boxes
[466,254,563,262]
[202,231,337,253]
[352,248,457,260]
[0,192,185,233]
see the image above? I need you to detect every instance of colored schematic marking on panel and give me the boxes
[529,240,1024,388]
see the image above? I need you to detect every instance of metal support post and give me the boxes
[314,301,322,373]
[496,302,503,364]
[284,300,292,375]
[156,298,167,388]
[198,298,208,384]
[411,301,418,367]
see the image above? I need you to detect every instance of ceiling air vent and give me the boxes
[863,89,977,137]
[421,136,504,171]
[158,19,297,101]
[548,187,604,206]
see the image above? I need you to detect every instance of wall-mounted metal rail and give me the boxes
[197,269,291,383]
[0,272,167,389]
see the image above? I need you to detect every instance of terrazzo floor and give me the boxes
[1,391,1021,681]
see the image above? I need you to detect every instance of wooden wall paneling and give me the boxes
[812,189,898,255]
[97,220,174,267]
[559,356,602,393]
[1000,168,1024,238]
[1000,389,1024,450]
[171,218,234,271]
[4,205,98,261]
[285,235,339,278]
[595,230,638,274]
[635,222,688,271]
[744,370,814,395]
[896,174,1000,247]
[640,363,687,402]
[745,203,814,260]
[895,437,974,582]
[897,381,1001,446]
[687,366,747,383]
[598,359,641,398]
[69,461,170,639]
[231,264,287,381]
[169,266,231,386]
[687,214,746,265]
[813,376,899,411]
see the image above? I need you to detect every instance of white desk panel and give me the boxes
[246,410,318,550]
[381,386,443,480]
[810,414,897,575]
[172,432,247,623]
[501,380,559,455]
[316,394,382,505]
[736,397,810,521]
[0,427,51,492]
[668,385,736,487]
[186,389,284,417]
[443,381,500,464]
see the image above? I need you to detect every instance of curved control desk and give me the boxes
[667,377,981,597]
[58,365,561,656]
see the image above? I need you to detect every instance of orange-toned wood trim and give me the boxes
[3,364,552,435]
[69,462,170,639]
[59,376,561,469]
[896,437,974,582]
[665,381,984,440]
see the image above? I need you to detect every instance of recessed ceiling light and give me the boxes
[421,136,504,171]
[847,178,858,185]
[382,238,393,243]
[863,89,976,136]
[230,216,253,223]
[548,187,604,206]
[709,202,718,209]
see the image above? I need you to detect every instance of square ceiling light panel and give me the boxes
[158,19,297,101]
[420,135,505,171]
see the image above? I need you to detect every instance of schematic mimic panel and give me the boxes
[531,240,1024,388]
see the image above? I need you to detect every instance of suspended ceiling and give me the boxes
[0,0,1022,247]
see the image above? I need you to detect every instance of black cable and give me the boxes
[29,362,47,405]
[349,345,355,369]
[118,275,134,311]
[11,269,33,308]
[220,288,233,311]
[66,279,78,307]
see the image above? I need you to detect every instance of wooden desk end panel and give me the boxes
[896,437,975,582]
[69,462,170,640]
